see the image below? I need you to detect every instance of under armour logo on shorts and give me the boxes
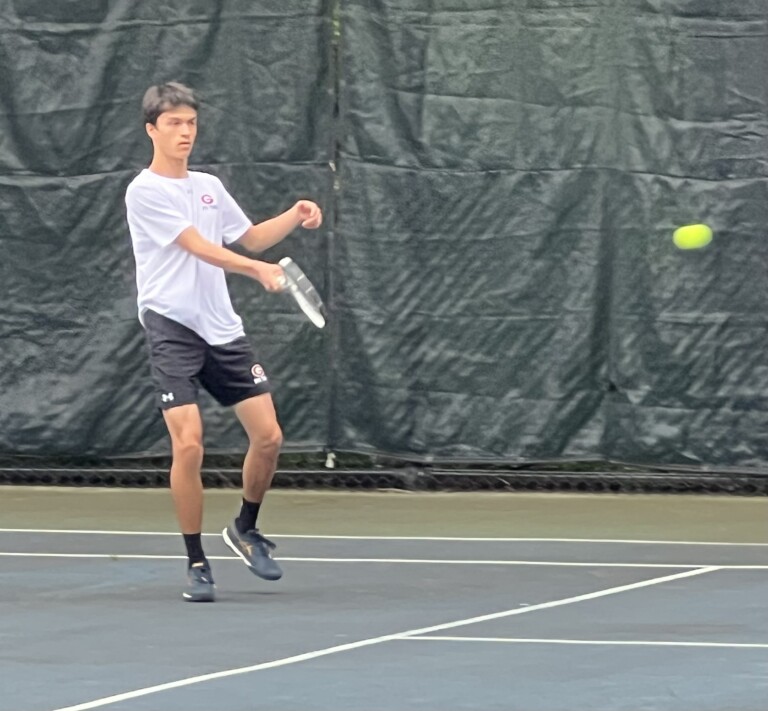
[161,392,175,403]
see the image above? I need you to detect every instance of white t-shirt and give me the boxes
[125,169,253,345]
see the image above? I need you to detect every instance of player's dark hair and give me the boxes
[142,82,199,125]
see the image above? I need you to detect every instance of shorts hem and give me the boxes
[217,384,273,408]
[157,395,198,411]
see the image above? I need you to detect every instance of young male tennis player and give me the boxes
[125,82,322,602]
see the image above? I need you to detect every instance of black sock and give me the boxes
[236,499,261,533]
[183,533,206,566]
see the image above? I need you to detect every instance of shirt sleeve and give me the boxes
[214,178,254,245]
[125,184,193,248]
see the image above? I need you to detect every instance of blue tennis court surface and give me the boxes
[1,489,766,711]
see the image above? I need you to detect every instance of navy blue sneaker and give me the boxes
[183,561,216,602]
[222,522,283,581]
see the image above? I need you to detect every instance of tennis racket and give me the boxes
[278,257,326,329]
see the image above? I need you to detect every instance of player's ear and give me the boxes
[145,122,156,139]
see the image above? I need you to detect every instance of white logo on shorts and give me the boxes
[161,392,175,403]
[251,364,268,385]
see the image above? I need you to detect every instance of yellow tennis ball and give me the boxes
[673,224,712,250]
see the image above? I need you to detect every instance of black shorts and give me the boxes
[143,310,272,410]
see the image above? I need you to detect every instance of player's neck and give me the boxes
[148,153,189,179]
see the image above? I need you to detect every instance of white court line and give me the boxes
[2,552,767,569]
[50,567,717,711]
[1,528,767,546]
[406,636,768,650]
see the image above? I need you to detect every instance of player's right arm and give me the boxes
[175,227,285,292]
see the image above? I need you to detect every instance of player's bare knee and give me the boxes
[172,436,204,464]
[263,425,283,453]
[251,426,282,455]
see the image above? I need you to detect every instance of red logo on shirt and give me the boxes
[201,194,214,205]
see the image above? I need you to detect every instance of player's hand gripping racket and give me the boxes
[277,257,326,329]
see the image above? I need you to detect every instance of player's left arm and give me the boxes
[236,201,322,254]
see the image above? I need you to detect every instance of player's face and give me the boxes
[147,107,198,160]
